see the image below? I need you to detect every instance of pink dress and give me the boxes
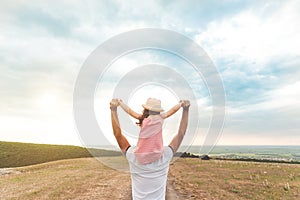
[134,115,164,164]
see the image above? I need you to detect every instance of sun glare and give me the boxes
[37,93,58,109]
[128,84,179,114]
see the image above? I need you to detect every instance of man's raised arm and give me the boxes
[169,100,190,153]
[110,99,130,154]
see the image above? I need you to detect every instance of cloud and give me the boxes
[0,115,81,145]
[193,0,300,109]
[230,80,300,113]
[224,80,300,143]
[0,0,299,145]
[195,0,300,65]
[190,1,300,145]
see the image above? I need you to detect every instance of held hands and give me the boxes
[110,99,120,110]
[179,100,184,107]
[180,100,190,110]
[116,98,122,104]
[111,98,190,111]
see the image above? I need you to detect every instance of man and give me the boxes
[110,99,190,200]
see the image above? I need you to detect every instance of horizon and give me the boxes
[1,1,300,146]
[2,140,300,148]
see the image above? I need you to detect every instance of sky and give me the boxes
[0,0,300,147]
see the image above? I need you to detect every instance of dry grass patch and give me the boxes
[0,157,131,200]
[169,158,300,200]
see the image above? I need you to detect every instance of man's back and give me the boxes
[126,146,174,200]
[110,99,190,199]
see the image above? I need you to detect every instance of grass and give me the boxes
[0,141,121,168]
[2,141,300,199]
[0,157,132,199]
[1,155,300,199]
[169,158,300,199]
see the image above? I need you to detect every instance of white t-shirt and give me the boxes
[126,146,174,200]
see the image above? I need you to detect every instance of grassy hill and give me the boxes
[1,157,300,199]
[0,141,121,168]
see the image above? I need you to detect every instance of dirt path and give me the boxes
[166,176,185,200]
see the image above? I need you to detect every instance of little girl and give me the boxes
[118,98,183,164]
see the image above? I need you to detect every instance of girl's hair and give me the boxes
[136,109,160,126]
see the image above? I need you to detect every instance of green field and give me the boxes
[1,141,300,199]
[0,141,121,168]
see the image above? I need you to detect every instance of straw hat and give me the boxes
[142,98,164,112]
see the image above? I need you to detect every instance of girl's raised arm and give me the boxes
[161,100,184,119]
[118,99,142,119]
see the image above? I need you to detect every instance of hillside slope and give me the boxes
[0,141,121,168]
